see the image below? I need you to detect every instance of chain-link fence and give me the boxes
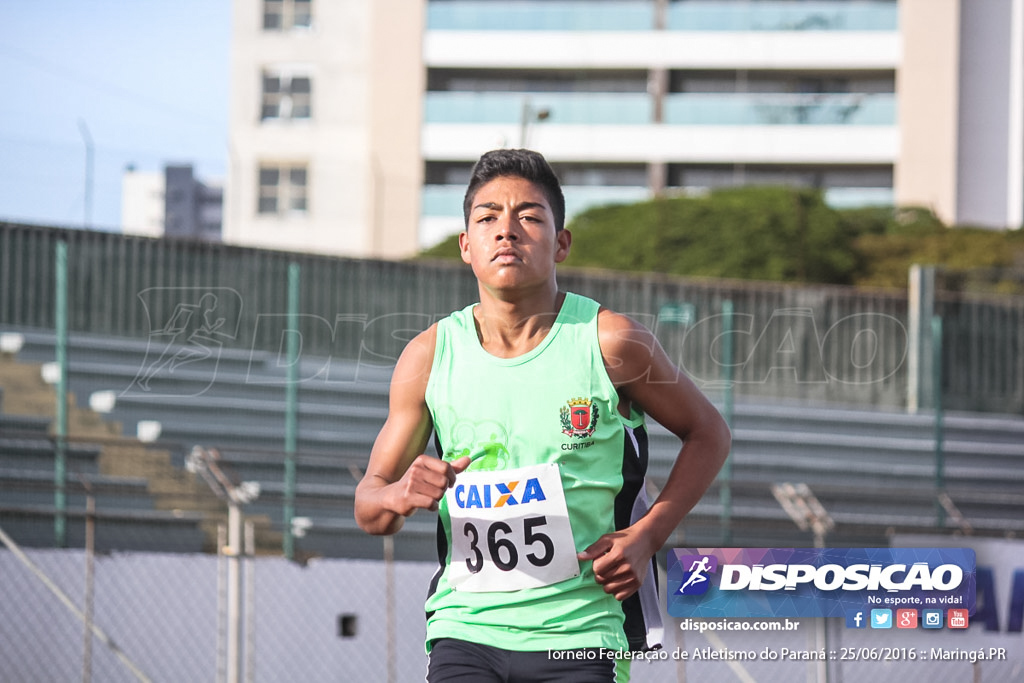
[0,541,434,682]
[3,541,1022,683]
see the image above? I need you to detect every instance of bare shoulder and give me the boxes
[596,307,661,386]
[389,323,439,398]
[366,323,439,480]
[596,307,652,343]
[597,307,727,444]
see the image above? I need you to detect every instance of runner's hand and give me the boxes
[388,454,472,516]
[577,527,655,601]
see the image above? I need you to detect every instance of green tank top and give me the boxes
[423,292,642,652]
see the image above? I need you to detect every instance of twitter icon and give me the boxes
[870,609,893,629]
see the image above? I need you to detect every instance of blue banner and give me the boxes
[667,548,976,618]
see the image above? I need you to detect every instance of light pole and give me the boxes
[519,99,551,148]
[772,483,834,683]
[187,446,260,683]
[77,119,94,228]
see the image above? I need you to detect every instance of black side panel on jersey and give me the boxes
[615,423,661,652]
[426,432,447,620]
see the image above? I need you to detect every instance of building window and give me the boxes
[258,164,308,215]
[263,0,312,30]
[261,71,312,120]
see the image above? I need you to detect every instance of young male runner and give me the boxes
[354,149,731,682]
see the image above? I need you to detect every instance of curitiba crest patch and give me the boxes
[560,397,599,438]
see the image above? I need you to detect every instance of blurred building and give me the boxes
[225,0,1024,258]
[223,0,424,258]
[121,164,223,241]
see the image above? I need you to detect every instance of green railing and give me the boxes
[662,93,896,126]
[2,221,1023,413]
[423,92,896,127]
[428,1,655,31]
[424,92,652,125]
[426,1,899,32]
[666,0,898,32]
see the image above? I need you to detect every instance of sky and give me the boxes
[0,1,231,231]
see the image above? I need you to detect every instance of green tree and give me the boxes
[564,186,858,284]
[415,186,1024,292]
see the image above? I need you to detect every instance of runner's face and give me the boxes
[459,176,570,290]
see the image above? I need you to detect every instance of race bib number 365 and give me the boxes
[445,463,579,592]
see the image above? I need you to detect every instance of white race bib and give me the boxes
[445,462,579,592]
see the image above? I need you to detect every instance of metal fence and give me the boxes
[3,221,1023,413]
[938,292,1024,414]
[3,544,1022,683]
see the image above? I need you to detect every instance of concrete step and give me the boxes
[0,504,208,553]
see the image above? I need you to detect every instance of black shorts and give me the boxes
[426,638,620,683]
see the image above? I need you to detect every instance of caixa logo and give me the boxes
[453,478,547,509]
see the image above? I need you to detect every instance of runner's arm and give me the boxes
[354,325,470,536]
[580,309,731,599]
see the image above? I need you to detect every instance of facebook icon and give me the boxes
[845,610,867,629]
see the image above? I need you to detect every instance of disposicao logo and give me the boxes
[675,555,718,595]
[667,548,976,619]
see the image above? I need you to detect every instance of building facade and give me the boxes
[121,164,223,241]
[224,0,424,258]
[899,0,1024,230]
[226,0,1024,258]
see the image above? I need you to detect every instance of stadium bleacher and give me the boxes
[1,327,1022,561]
[0,382,209,553]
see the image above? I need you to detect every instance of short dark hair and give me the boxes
[462,149,566,231]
